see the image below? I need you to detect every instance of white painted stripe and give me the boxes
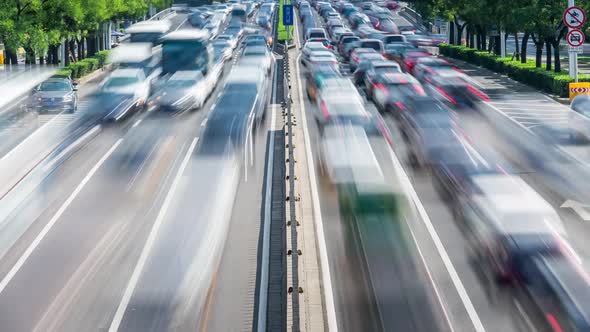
[514,299,536,331]
[108,137,198,332]
[41,125,101,172]
[109,137,199,332]
[0,138,123,294]
[408,229,455,332]
[296,53,338,332]
[201,118,208,127]
[132,119,142,128]
[386,145,486,332]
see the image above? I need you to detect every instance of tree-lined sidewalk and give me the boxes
[412,0,590,74]
[0,0,173,66]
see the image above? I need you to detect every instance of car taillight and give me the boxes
[395,101,406,110]
[374,83,389,95]
[435,86,457,104]
[352,56,359,62]
[405,61,414,68]
[413,84,425,95]
[466,85,490,101]
[546,313,564,332]
[321,101,330,119]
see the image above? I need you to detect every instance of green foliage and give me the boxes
[64,50,110,79]
[439,44,590,97]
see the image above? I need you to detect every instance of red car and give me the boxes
[400,51,430,74]
[385,0,399,10]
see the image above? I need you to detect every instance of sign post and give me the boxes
[564,3,586,82]
[283,4,293,43]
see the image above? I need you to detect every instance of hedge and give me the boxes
[439,44,590,97]
[62,50,111,80]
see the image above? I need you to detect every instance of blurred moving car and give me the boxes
[303,51,339,70]
[212,39,233,63]
[315,79,379,135]
[148,70,213,113]
[412,57,455,82]
[424,71,489,108]
[319,125,383,185]
[396,97,459,168]
[338,35,360,60]
[355,60,401,89]
[99,68,150,121]
[349,48,379,71]
[216,34,239,50]
[369,73,425,113]
[240,45,273,74]
[126,20,171,45]
[357,38,385,54]
[304,64,341,102]
[302,41,331,63]
[569,95,590,142]
[352,57,395,84]
[458,175,567,283]
[305,28,328,41]
[512,253,590,331]
[31,78,78,113]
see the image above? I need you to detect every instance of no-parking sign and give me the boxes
[567,29,585,47]
[564,6,586,29]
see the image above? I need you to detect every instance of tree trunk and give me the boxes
[553,41,561,72]
[481,29,487,50]
[449,21,455,45]
[468,26,474,48]
[476,33,482,50]
[68,39,77,63]
[493,35,501,55]
[24,47,35,64]
[521,32,529,63]
[457,24,466,46]
[5,47,18,64]
[39,54,44,64]
[514,33,520,59]
[77,38,83,60]
[535,43,543,68]
[545,39,552,71]
[87,34,97,57]
[51,45,59,65]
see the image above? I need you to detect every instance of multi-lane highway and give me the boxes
[2,1,590,331]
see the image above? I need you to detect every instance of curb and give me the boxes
[440,56,571,106]
[77,63,112,85]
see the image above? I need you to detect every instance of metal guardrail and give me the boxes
[148,8,176,21]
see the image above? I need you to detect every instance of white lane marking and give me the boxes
[386,146,486,332]
[42,125,101,172]
[514,299,536,331]
[132,119,142,128]
[201,118,207,127]
[108,137,198,332]
[125,141,161,192]
[175,17,189,31]
[257,102,278,332]
[408,228,455,332]
[296,52,339,332]
[0,138,123,294]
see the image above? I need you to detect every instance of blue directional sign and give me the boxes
[283,5,294,26]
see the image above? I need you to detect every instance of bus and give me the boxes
[125,21,171,45]
[173,0,214,9]
[160,30,213,76]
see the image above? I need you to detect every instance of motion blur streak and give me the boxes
[0,138,123,294]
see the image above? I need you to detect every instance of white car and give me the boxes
[303,51,339,70]
[240,45,273,74]
[149,70,215,112]
[100,68,150,120]
[301,41,331,62]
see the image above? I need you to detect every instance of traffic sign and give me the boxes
[564,6,586,29]
[570,46,584,53]
[567,29,585,47]
[569,82,590,100]
[283,5,293,26]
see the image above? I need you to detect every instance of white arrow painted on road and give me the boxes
[562,200,590,221]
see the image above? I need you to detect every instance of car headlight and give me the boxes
[63,95,73,102]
